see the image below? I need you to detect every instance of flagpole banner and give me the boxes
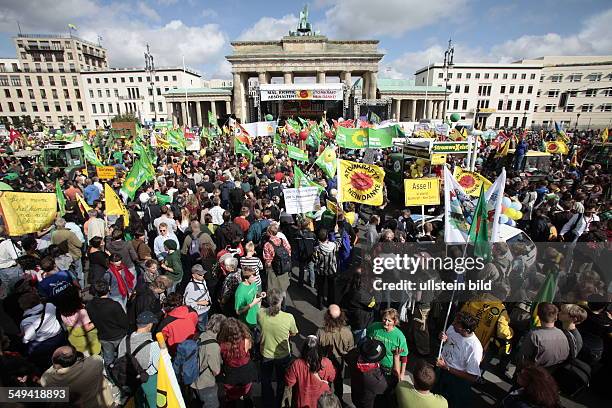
[259,83,343,101]
[287,145,308,162]
[242,121,278,137]
[156,345,186,408]
[443,166,471,243]
[453,167,492,196]
[0,192,57,236]
[483,167,506,243]
[283,187,321,214]
[545,141,569,154]
[338,159,385,206]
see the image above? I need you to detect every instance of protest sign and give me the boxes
[96,166,117,179]
[0,192,57,236]
[283,187,321,214]
[404,178,440,206]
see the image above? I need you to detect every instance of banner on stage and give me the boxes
[283,187,321,214]
[96,166,117,179]
[404,178,440,206]
[260,84,343,101]
[0,192,57,236]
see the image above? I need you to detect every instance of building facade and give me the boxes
[520,56,612,129]
[0,33,108,129]
[415,62,542,129]
[81,67,202,128]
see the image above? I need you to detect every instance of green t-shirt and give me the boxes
[396,382,448,408]
[234,283,259,327]
[164,250,183,282]
[366,322,409,369]
[257,308,298,359]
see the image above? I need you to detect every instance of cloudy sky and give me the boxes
[0,0,611,80]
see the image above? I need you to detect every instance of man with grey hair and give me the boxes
[51,217,84,288]
[84,209,106,242]
[219,256,241,316]
[258,288,298,407]
[192,314,226,408]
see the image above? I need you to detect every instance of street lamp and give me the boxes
[144,44,157,123]
[442,39,454,123]
[523,111,528,129]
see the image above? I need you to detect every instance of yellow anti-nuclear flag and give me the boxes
[0,192,56,236]
[104,183,129,227]
[75,193,92,216]
[453,167,492,197]
[601,128,608,143]
[156,333,186,408]
[545,141,569,155]
[337,159,385,206]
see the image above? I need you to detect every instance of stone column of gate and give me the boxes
[181,102,187,127]
[166,102,173,124]
[436,101,442,119]
[211,100,217,122]
[410,99,416,121]
[232,72,244,122]
[283,72,293,84]
[258,72,268,84]
[225,100,231,115]
[394,98,401,120]
[316,71,326,84]
[427,100,433,119]
[362,73,369,99]
[195,101,202,127]
[368,72,378,99]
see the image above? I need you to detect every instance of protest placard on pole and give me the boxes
[283,187,321,214]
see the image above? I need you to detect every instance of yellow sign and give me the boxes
[96,166,117,179]
[0,192,57,236]
[338,159,385,206]
[404,178,440,206]
[431,154,447,165]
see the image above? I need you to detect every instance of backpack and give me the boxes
[271,239,292,276]
[173,338,218,385]
[296,230,316,262]
[552,330,591,397]
[188,233,203,257]
[334,229,352,269]
[108,336,153,389]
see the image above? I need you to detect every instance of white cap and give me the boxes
[139,192,150,204]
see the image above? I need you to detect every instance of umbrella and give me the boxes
[0,181,14,191]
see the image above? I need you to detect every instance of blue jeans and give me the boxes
[261,355,292,408]
[72,258,84,289]
[298,261,315,286]
[353,329,367,346]
[197,312,209,332]
[196,385,219,408]
[100,337,123,367]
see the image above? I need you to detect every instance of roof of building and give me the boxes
[164,87,232,96]
[415,62,543,75]
[355,78,447,93]
[81,66,201,76]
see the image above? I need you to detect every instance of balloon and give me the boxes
[511,201,522,211]
[514,211,523,220]
[505,208,516,219]
[502,197,512,208]
[299,130,309,141]
[262,154,272,164]
[265,114,274,121]
[499,214,509,224]
[506,219,513,225]
[501,205,507,213]
[415,158,426,166]
[450,113,460,122]
[509,219,516,227]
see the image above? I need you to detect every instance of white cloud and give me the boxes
[157,0,178,5]
[201,8,218,18]
[322,0,469,38]
[213,60,232,78]
[238,14,298,41]
[0,0,101,32]
[385,7,612,79]
[137,1,161,22]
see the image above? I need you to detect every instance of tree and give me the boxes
[111,113,139,124]
[21,115,33,130]
[11,116,23,129]
[61,116,75,131]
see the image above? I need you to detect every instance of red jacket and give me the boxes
[160,306,198,353]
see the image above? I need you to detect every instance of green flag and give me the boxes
[121,158,154,200]
[306,125,321,149]
[314,147,337,178]
[83,140,103,167]
[135,122,144,140]
[336,126,398,149]
[55,179,66,216]
[133,140,147,159]
[287,145,308,162]
[367,126,398,148]
[530,270,559,327]
[201,127,212,140]
[286,118,301,134]
[369,111,381,124]
[234,137,253,161]
[155,192,172,205]
[208,111,218,128]
[468,185,490,262]
[294,165,324,192]
[274,133,286,149]
[166,129,186,151]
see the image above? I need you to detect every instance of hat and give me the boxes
[274,172,283,182]
[358,338,386,363]
[164,239,178,250]
[191,264,206,276]
[136,311,158,326]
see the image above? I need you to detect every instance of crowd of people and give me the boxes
[0,122,610,408]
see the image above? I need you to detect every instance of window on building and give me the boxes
[484,73,489,79]
[75,89,80,99]
[530,73,536,80]
[150,102,155,111]
[453,100,459,109]
[129,77,134,82]
[500,85,506,94]
[516,100,522,111]
[3,89,10,98]
[28,89,35,99]
[504,117,509,127]
[527,85,533,94]
[25,77,32,86]
[7,102,14,112]
[88,90,94,98]
[19,102,25,112]
[512,73,517,79]
[502,73,508,79]
[475,73,480,79]
[77,102,83,111]
[466,73,471,79]
[585,89,597,97]
[40,89,46,99]
[587,73,602,81]
[456,73,462,79]
[548,89,560,97]
[60,76,67,87]
[551,74,562,83]
[105,89,110,98]
[581,104,593,112]
[95,78,100,84]
[544,104,556,112]
[521,73,526,80]
[507,99,512,110]
[600,103,612,112]
[568,74,582,82]
[121,77,125,83]
[51,89,58,99]
[155,75,159,81]
[69,64,75,72]
[48,77,55,86]
[568,90,578,97]
[100,104,105,113]
[103,77,108,83]
[525,100,530,111]
[108,103,113,113]
[518,86,524,94]
[157,88,161,96]
[454,85,460,93]
[163,76,168,81]
[138,77,143,82]
[534,104,538,112]
[564,104,574,112]
[87,78,92,84]
[495,117,501,128]
[10,76,21,86]
[63,89,69,98]
[510,86,515,94]
[158,102,163,111]
[54,102,60,111]
[32,103,38,112]
[16,89,22,98]
[92,104,97,113]
[498,100,504,110]
[66,102,72,111]
[464,85,469,93]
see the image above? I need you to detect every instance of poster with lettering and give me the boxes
[96,166,117,179]
[404,178,440,206]
[0,192,57,236]
[283,187,321,214]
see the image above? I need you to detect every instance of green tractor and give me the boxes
[40,140,86,178]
